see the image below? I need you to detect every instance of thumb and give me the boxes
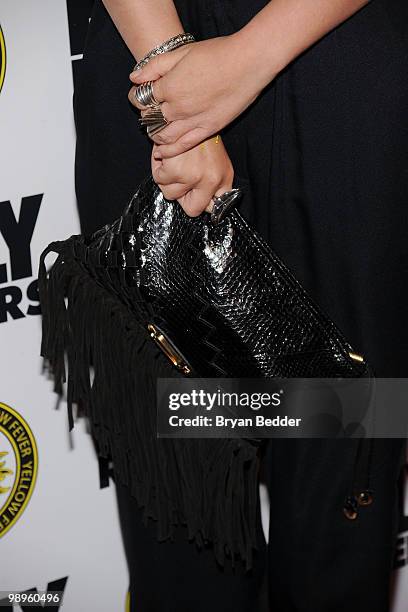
[130,45,191,83]
[204,180,234,214]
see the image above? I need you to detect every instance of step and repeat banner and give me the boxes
[0,1,128,610]
[0,2,407,611]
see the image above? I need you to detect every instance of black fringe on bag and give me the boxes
[37,237,260,570]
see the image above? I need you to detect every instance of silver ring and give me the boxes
[139,103,169,136]
[134,81,159,107]
[211,189,242,225]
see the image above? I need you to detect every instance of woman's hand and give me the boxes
[152,134,234,217]
[129,34,271,158]
[128,0,370,159]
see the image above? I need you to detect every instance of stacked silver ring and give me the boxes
[134,81,168,136]
[139,105,169,137]
[133,33,195,138]
[134,81,159,107]
[211,189,242,225]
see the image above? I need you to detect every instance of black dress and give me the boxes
[73,1,408,610]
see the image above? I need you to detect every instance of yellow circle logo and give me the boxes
[0,25,6,92]
[0,402,38,537]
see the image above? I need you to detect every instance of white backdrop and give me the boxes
[0,2,128,610]
[0,2,406,611]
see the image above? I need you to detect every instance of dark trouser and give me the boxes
[114,479,267,612]
[114,437,405,612]
[265,439,405,611]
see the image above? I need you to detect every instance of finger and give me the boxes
[128,85,145,110]
[140,100,172,120]
[158,182,187,201]
[128,79,165,111]
[130,54,178,83]
[129,46,191,83]
[155,125,211,158]
[151,78,165,103]
[152,163,179,186]
[204,180,234,213]
[152,155,187,186]
[149,117,196,146]
[151,148,163,175]
[179,183,215,218]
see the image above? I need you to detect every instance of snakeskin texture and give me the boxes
[72,175,369,379]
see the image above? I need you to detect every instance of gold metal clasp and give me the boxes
[348,352,364,363]
[147,323,192,375]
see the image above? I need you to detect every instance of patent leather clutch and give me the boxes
[37,175,369,568]
[43,174,367,379]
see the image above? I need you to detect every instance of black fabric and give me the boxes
[114,479,267,612]
[38,230,262,570]
[265,438,405,611]
[113,437,405,612]
[73,0,408,610]
[74,0,408,377]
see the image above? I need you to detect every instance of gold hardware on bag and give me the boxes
[147,323,191,375]
[348,352,364,363]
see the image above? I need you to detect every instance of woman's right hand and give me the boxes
[151,134,234,217]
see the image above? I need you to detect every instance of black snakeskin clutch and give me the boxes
[37,175,369,569]
[47,174,367,378]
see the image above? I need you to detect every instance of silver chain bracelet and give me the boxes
[133,32,195,71]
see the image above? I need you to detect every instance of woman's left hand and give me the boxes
[151,134,234,217]
[128,34,271,158]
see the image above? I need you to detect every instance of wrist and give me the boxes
[230,22,284,89]
[135,32,195,70]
